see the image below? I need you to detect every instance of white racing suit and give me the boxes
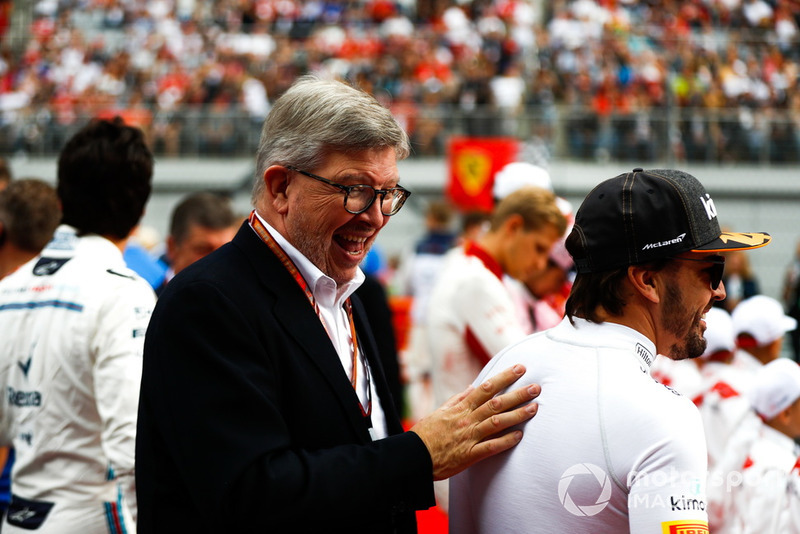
[0,225,154,533]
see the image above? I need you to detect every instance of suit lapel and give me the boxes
[231,223,376,442]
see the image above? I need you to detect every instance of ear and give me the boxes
[263,165,291,215]
[627,264,661,304]
[501,213,524,236]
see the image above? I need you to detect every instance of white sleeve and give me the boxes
[730,466,800,534]
[90,277,155,521]
[455,274,526,358]
[627,403,710,533]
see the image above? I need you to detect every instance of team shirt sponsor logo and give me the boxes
[32,257,71,276]
[106,269,135,280]
[7,387,41,407]
[670,494,705,511]
[661,520,709,534]
[699,193,717,220]
[17,357,32,377]
[636,343,654,367]
[134,306,153,321]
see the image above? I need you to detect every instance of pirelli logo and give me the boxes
[661,520,709,534]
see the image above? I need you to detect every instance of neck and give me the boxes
[108,236,129,253]
[765,419,799,442]
[745,346,779,366]
[476,232,504,270]
[588,294,664,352]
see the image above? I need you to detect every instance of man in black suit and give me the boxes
[136,75,541,533]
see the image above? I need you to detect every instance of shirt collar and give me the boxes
[465,240,504,280]
[252,211,364,308]
[565,317,658,372]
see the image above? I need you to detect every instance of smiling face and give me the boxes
[278,148,399,286]
[659,253,727,360]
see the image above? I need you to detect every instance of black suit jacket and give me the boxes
[136,222,435,533]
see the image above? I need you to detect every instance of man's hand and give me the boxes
[409,364,540,481]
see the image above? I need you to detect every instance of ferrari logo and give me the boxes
[455,149,492,196]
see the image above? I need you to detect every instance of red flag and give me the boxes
[447,137,519,212]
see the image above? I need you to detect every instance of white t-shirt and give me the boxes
[449,317,709,534]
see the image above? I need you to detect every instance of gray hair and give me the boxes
[251,75,411,206]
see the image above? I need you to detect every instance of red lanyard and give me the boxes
[248,211,372,418]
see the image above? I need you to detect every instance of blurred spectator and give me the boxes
[0,177,60,525]
[124,225,168,291]
[157,191,240,295]
[692,307,755,473]
[0,158,10,191]
[394,199,458,422]
[492,161,574,333]
[457,210,491,245]
[715,358,800,533]
[732,294,798,373]
[716,249,760,313]
[783,237,800,361]
[0,178,61,279]
[0,0,799,163]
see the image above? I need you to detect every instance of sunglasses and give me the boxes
[670,255,726,290]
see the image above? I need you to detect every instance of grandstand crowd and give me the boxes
[0,0,799,161]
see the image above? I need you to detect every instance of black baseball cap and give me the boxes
[567,168,771,274]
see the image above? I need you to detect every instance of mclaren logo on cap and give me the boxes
[700,193,717,221]
[642,233,686,251]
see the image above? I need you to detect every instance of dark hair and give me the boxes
[0,178,61,252]
[565,230,670,323]
[57,117,153,239]
[170,192,238,244]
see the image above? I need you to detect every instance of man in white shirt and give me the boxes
[450,168,772,533]
[426,186,567,411]
[720,358,800,533]
[0,118,156,533]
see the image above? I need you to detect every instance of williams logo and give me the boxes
[32,258,70,276]
[558,463,612,517]
[17,357,32,377]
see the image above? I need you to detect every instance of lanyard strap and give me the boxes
[248,211,371,419]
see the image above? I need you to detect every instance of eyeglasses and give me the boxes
[286,166,411,216]
[671,255,726,290]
